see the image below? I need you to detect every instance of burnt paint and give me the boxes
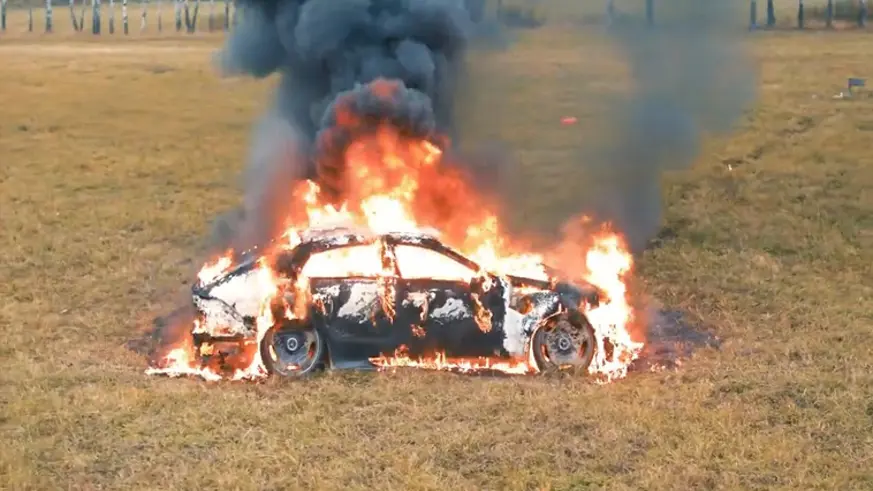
[192,228,600,371]
[392,276,510,359]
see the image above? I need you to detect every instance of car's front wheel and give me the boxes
[531,312,597,373]
[260,321,326,377]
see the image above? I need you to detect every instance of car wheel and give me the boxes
[532,312,597,373]
[260,321,326,377]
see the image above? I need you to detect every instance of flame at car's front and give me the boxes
[146,82,643,383]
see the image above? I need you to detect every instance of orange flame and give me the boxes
[147,98,642,382]
[372,346,535,375]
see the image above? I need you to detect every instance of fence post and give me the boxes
[645,0,654,26]
[108,0,114,33]
[91,0,100,34]
[190,0,200,32]
[824,0,833,27]
[46,0,53,32]
[766,0,776,26]
[28,7,33,32]
[750,0,757,29]
[797,0,804,28]
[68,0,77,31]
[183,0,189,31]
[0,0,5,32]
[860,0,868,27]
[122,0,127,34]
[140,0,147,31]
[78,0,85,30]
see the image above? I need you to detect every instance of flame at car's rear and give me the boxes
[147,80,643,383]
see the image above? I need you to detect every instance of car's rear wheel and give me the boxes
[260,321,325,377]
[532,312,597,373]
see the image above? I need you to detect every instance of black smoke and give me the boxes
[210,0,757,259]
[529,2,758,255]
[212,0,485,251]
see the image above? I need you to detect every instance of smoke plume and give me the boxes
[211,0,756,258]
[559,2,758,254]
[212,0,486,251]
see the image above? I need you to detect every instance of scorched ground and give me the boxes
[146,82,645,383]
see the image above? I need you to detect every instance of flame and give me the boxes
[372,346,535,376]
[197,254,232,285]
[147,83,643,382]
[583,231,644,382]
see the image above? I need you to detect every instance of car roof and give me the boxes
[296,226,442,247]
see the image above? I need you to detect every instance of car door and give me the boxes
[301,241,398,360]
[392,243,504,358]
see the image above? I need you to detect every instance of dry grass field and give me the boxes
[2,5,873,491]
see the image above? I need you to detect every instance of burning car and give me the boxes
[146,93,645,382]
[190,227,608,377]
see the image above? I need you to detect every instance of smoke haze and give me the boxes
[570,1,757,254]
[211,0,757,258]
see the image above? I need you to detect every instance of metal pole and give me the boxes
[750,0,758,30]
[797,0,804,29]
[68,0,78,31]
[46,0,53,32]
[766,0,776,26]
[91,0,101,34]
[826,0,834,27]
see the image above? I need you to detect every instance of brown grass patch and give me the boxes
[1,24,872,491]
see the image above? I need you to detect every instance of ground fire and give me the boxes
[146,79,645,384]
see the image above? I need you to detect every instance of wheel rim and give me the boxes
[266,327,322,376]
[536,317,595,369]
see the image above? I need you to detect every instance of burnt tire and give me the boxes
[532,312,597,373]
[260,321,326,377]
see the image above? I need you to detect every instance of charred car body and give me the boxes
[191,228,607,376]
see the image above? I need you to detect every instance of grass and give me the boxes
[2,18,873,491]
